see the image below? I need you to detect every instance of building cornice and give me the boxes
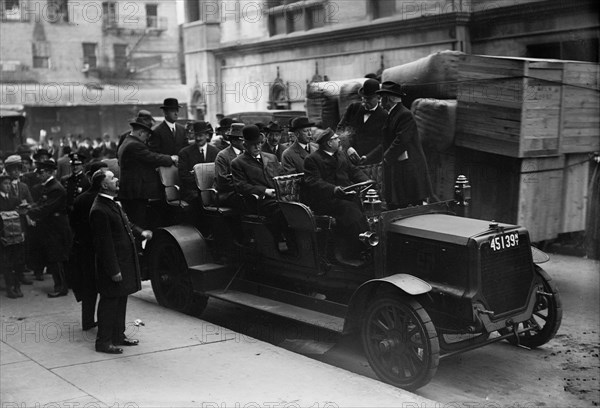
[213,12,470,56]
[470,0,598,24]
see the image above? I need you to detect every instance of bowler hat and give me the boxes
[4,155,22,168]
[358,78,381,97]
[217,117,234,131]
[314,128,335,145]
[190,121,212,134]
[226,123,245,139]
[34,159,57,172]
[32,149,50,161]
[160,98,181,110]
[242,125,262,143]
[290,116,315,131]
[68,152,85,165]
[86,161,108,177]
[376,81,406,97]
[265,121,283,133]
[130,117,153,133]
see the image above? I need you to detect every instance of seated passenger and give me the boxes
[214,123,245,209]
[303,128,371,264]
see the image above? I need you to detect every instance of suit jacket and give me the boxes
[90,195,143,298]
[117,134,174,200]
[261,141,284,162]
[28,177,72,263]
[303,149,368,210]
[231,151,281,196]
[177,143,219,200]
[215,146,241,196]
[381,103,432,206]
[337,102,388,164]
[8,180,33,204]
[281,141,319,174]
[149,121,188,156]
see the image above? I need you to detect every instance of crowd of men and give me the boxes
[0,79,434,355]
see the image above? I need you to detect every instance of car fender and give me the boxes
[531,246,550,264]
[343,274,432,334]
[146,225,212,269]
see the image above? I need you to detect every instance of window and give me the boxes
[82,42,97,69]
[185,0,199,22]
[32,42,50,68]
[1,0,26,21]
[102,1,117,28]
[267,1,326,36]
[146,3,157,28]
[370,0,396,20]
[47,0,69,23]
[114,44,128,71]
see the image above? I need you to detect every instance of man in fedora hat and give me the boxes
[117,110,155,150]
[337,78,388,165]
[214,123,245,208]
[281,116,318,174]
[28,159,73,297]
[261,121,285,162]
[117,116,177,229]
[149,98,188,156]
[61,152,90,215]
[178,121,219,202]
[377,81,434,208]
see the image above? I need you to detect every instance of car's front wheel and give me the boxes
[361,296,439,390]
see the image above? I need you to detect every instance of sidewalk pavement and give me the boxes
[0,275,437,408]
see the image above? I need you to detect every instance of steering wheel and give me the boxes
[341,180,375,195]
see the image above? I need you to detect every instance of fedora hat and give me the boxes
[358,78,381,97]
[160,98,182,110]
[242,125,262,144]
[226,123,245,139]
[217,117,234,131]
[290,116,315,131]
[34,159,57,172]
[32,149,50,161]
[4,155,22,168]
[376,81,406,97]
[265,121,283,133]
[134,109,155,126]
[190,121,212,134]
[129,117,153,133]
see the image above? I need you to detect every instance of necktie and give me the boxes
[199,147,205,162]
[305,145,310,153]
[255,156,262,165]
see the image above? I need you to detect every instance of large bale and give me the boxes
[338,78,368,118]
[306,81,341,130]
[411,98,457,152]
[382,50,464,108]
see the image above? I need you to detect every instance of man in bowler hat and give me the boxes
[281,116,318,174]
[90,168,152,354]
[337,78,388,165]
[377,81,434,208]
[261,121,286,162]
[149,98,188,156]
[27,159,73,297]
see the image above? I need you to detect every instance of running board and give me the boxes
[206,290,345,333]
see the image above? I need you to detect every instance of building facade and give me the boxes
[181,0,598,123]
[0,0,186,144]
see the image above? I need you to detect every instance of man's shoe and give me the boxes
[47,290,68,298]
[95,344,123,354]
[6,288,19,299]
[82,322,98,331]
[19,277,33,285]
[117,337,139,346]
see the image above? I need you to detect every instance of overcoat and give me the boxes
[117,134,174,201]
[177,143,219,200]
[381,103,433,207]
[89,195,142,298]
[281,141,319,174]
[149,121,188,156]
[261,141,284,162]
[27,177,72,263]
[231,151,281,196]
[215,146,241,203]
[337,102,388,164]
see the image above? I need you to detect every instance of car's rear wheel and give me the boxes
[361,296,439,390]
[148,232,207,317]
[500,266,562,348]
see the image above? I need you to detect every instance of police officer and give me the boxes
[61,153,90,214]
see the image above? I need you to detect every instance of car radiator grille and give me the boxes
[480,240,533,316]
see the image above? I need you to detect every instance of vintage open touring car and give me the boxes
[146,164,562,390]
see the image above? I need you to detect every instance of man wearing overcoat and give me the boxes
[337,78,388,165]
[90,168,152,354]
[260,121,285,162]
[149,98,188,156]
[281,117,319,174]
[377,81,433,208]
[61,153,90,214]
[214,123,244,208]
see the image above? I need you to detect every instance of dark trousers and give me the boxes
[82,293,98,329]
[47,262,67,293]
[96,295,128,348]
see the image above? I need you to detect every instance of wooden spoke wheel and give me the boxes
[500,266,562,348]
[361,296,439,390]
[148,233,207,317]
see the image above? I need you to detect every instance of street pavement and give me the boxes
[0,274,437,408]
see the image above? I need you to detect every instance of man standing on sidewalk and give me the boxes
[90,168,152,354]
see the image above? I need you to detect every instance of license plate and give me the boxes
[489,232,519,252]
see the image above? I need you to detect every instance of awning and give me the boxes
[0,83,189,107]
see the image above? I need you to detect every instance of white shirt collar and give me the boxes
[99,193,116,201]
[232,146,241,155]
[0,191,8,199]
[165,120,176,131]
[42,176,54,186]
[299,142,308,149]
[323,150,335,156]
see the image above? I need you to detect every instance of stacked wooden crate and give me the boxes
[454,55,599,242]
